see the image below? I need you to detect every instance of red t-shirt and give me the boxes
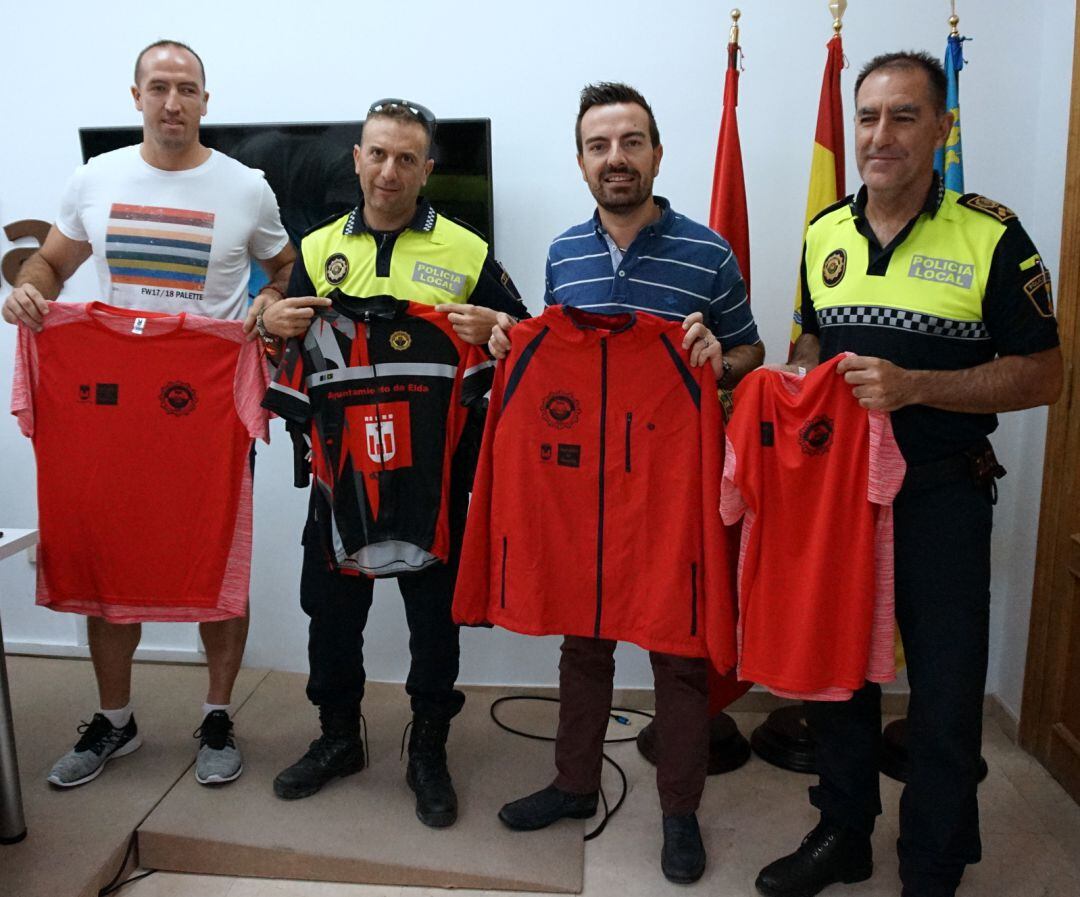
[11,302,269,623]
[720,355,905,697]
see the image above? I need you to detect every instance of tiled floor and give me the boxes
[120,711,1080,897]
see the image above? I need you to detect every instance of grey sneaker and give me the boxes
[47,713,142,787]
[194,710,242,785]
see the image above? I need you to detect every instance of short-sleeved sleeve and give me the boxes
[261,337,310,423]
[461,347,495,407]
[234,338,271,442]
[55,164,89,243]
[468,250,530,319]
[10,322,38,438]
[248,176,290,261]
[286,244,319,298]
[543,253,557,307]
[798,247,820,338]
[982,219,1060,358]
[708,247,759,349]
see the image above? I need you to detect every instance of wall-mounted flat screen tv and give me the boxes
[79,120,495,252]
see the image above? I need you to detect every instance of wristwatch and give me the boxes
[255,312,275,343]
[719,358,735,389]
[255,313,283,358]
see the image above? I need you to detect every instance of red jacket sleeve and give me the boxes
[451,353,507,626]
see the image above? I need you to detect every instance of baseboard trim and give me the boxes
[0,652,1019,736]
[985,693,1020,743]
[4,642,205,664]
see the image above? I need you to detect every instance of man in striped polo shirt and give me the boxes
[492,82,763,884]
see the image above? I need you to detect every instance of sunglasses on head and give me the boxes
[367,98,436,125]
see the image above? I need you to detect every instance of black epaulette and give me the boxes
[809,195,855,227]
[447,215,489,243]
[301,207,354,239]
[958,194,1018,223]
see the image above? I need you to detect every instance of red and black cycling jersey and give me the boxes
[262,291,493,576]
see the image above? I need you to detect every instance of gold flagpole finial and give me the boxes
[949,1,960,34]
[829,0,847,34]
[729,9,741,45]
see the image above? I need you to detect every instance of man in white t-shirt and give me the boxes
[2,39,295,788]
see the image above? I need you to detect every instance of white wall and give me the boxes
[0,0,1073,708]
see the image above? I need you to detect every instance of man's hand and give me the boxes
[681,311,724,376]
[836,354,916,411]
[436,304,501,345]
[260,296,332,338]
[2,284,51,331]
[485,312,516,359]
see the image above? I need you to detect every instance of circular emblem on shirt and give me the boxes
[540,392,582,429]
[160,381,197,416]
[822,248,847,287]
[798,415,834,456]
[325,252,350,285]
[390,330,412,351]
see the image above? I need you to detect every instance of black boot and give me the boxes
[273,704,365,800]
[406,717,457,828]
[755,819,873,897]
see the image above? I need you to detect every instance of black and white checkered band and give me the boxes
[818,306,990,341]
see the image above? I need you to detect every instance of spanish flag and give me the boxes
[709,38,751,297]
[934,32,967,192]
[789,33,846,348]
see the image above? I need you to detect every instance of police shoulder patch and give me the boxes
[958,194,1017,223]
[1023,267,1055,318]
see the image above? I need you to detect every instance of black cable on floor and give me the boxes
[489,695,653,841]
[98,832,157,896]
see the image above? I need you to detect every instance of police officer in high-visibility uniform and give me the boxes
[262,99,527,827]
[756,53,1062,897]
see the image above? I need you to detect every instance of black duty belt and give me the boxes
[901,440,1006,503]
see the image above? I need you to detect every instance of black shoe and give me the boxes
[406,717,458,828]
[662,812,707,884]
[755,820,873,897]
[498,784,599,831]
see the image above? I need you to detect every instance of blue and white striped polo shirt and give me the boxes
[544,197,760,348]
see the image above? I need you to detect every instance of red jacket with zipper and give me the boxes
[453,305,736,668]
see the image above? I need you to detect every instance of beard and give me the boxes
[588,166,654,214]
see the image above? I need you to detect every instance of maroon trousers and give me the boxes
[553,635,709,816]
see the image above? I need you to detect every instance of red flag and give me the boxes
[707,36,754,715]
[709,41,751,297]
[790,33,846,347]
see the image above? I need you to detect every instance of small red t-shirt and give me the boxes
[11,302,269,622]
[721,356,905,698]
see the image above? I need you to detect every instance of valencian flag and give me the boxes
[934,32,967,192]
[709,38,751,297]
[790,33,846,348]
